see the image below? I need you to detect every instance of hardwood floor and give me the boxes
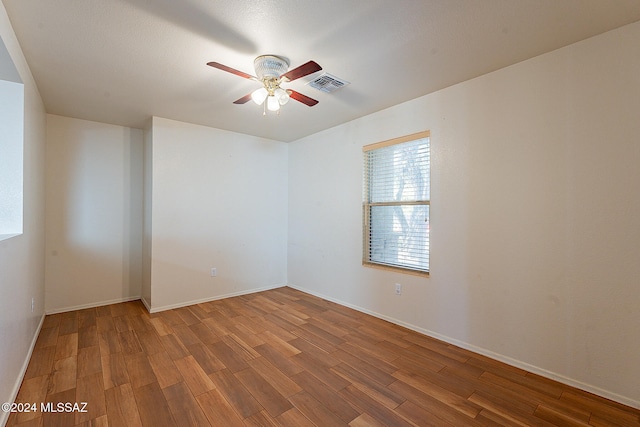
[7,287,640,426]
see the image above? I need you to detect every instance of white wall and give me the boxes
[288,21,640,408]
[0,2,46,426]
[45,115,143,313]
[148,117,288,311]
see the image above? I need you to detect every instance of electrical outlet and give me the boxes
[395,283,402,295]
[210,268,217,277]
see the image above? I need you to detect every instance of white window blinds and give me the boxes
[363,131,430,274]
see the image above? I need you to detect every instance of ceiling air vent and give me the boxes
[307,73,350,93]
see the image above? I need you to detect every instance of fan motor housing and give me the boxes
[254,55,289,80]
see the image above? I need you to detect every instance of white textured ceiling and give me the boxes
[4,0,640,142]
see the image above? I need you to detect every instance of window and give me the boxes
[363,131,430,275]
[0,35,24,241]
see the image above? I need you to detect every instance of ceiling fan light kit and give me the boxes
[207,55,322,114]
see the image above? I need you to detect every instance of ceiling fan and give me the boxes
[207,55,322,113]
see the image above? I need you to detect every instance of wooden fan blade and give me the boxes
[288,90,319,106]
[281,61,322,82]
[207,62,257,80]
[233,93,253,104]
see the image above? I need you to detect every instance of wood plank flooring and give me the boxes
[6,287,640,426]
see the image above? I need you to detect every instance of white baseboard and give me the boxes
[148,284,284,313]
[44,284,285,315]
[140,296,151,313]
[45,296,141,315]
[286,283,640,411]
[0,313,45,427]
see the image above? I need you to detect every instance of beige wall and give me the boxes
[0,2,46,425]
[147,117,288,311]
[288,21,640,407]
[45,115,143,313]
[43,114,289,314]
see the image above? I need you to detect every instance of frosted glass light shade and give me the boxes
[267,95,280,111]
[275,88,290,105]
[251,87,268,105]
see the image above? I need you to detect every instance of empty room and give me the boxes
[1,1,639,426]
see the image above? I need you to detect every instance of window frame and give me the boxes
[362,131,430,277]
